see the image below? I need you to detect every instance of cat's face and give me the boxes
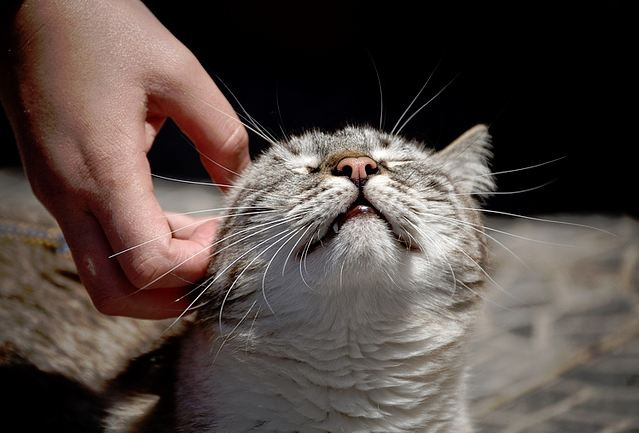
[197,125,494,324]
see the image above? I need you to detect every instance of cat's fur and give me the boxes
[176,124,494,431]
[0,124,493,432]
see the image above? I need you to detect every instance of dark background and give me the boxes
[1,1,636,216]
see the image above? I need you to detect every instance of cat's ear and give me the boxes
[435,124,495,198]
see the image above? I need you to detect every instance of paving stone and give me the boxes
[522,417,608,433]
[470,215,639,432]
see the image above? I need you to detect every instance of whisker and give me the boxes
[275,82,290,142]
[430,205,616,236]
[109,209,283,258]
[365,49,384,130]
[453,244,509,297]
[403,217,439,261]
[215,75,279,143]
[395,73,459,135]
[183,88,278,145]
[456,279,513,311]
[282,224,314,276]
[186,209,304,304]
[447,262,457,298]
[299,235,315,290]
[339,260,346,290]
[213,300,258,364]
[390,61,440,135]
[451,179,557,196]
[416,210,531,268]
[476,156,567,178]
[415,208,574,247]
[138,213,305,293]
[172,126,241,177]
[168,224,297,332]
[176,206,283,217]
[217,228,294,333]
[261,226,306,315]
[150,173,307,200]
[245,306,261,354]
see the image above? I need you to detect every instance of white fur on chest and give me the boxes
[177,278,474,432]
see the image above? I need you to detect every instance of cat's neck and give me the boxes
[177,286,476,432]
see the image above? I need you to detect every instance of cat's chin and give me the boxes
[320,213,405,270]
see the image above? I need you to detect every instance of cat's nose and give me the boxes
[334,156,379,185]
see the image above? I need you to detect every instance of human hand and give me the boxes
[0,0,249,319]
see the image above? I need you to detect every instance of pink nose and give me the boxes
[335,156,379,185]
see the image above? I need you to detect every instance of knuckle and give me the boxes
[162,47,201,83]
[220,124,249,161]
[126,249,168,288]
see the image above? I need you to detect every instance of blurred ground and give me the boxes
[469,215,639,432]
[1,168,637,432]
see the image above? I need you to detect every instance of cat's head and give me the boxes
[197,125,494,324]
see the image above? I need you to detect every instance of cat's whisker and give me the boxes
[299,235,315,290]
[109,209,284,258]
[415,210,531,268]
[281,224,314,276]
[365,50,385,130]
[403,217,441,262]
[217,228,295,333]
[414,208,574,247]
[456,279,513,311]
[245,306,261,354]
[390,61,440,135]
[452,179,557,197]
[447,262,457,299]
[478,208,616,236]
[213,300,259,365]
[172,126,242,177]
[151,173,309,202]
[215,75,280,144]
[382,269,402,290]
[424,204,615,236]
[168,224,298,332]
[474,156,567,178]
[175,205,284,217]
[339,260,346,290]
[275,83,290,142]
[168,272,196,286]
[453,243,508,297]
[261,226,306,315]
[135,213,305,297]
[183,89,278,145]
[395,73,459,135]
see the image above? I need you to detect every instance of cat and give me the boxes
[0,123,494,432]
[174,124,494,431]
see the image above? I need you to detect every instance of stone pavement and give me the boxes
[469,215,639,432]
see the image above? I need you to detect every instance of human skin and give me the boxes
[0,0,249,319]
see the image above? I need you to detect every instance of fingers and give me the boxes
[89,152,216,291]
[50,125,219,319]
[57,209,192,320]
[152,52,251,188]
[56,173,220,318]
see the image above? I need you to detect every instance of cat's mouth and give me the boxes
[308,195,419,253]
[334,196,381,231]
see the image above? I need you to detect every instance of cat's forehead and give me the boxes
[275,126,430,163]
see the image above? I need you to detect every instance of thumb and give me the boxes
[151,53,250,187]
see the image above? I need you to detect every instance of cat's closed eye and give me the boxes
[290,166,318,175]
[380,160,414,169]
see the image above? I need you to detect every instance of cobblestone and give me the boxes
[470,216,639,432]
